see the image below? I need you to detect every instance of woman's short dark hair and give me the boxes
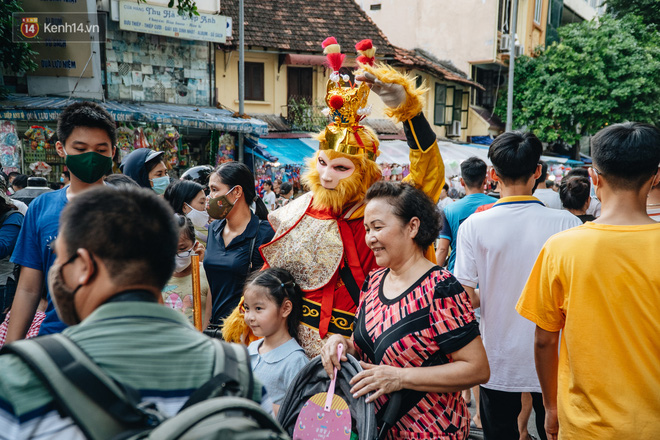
[214,162,268,220]
[364,182,441,251]
[559,176,591,211]
[164,180,205,214]
[174,213,195,243]
[244,267,303,341]
[263,180,273,189]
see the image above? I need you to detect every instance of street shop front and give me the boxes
[0,95,268,183]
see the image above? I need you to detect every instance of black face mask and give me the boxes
[47,252,92,326]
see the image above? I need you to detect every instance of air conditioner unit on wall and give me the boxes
[499,34,511,52]
[514,43,524,57]
[447,120,462,137]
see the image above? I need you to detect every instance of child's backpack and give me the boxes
[278,353,378,440]
[2,333,290,440]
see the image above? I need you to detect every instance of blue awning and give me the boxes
[245,147,269,162]
[0,95,268,136]
[257,138,318,165]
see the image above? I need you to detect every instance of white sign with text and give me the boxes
[119,1,231,43]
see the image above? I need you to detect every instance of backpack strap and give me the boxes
[179,339,255,410]
[247,235,257,272]
[149,397,288,440]
[376,350,449,440]
[1,334,161,440]
[0,211,13,227]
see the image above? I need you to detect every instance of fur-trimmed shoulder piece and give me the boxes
[361,63,428,123]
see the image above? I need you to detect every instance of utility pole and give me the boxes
[506,0,519,132]
[237,0,245,163]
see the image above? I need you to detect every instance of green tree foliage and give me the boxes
[0,0,38,98]
[605,0,660,28]
[496,15,660,144]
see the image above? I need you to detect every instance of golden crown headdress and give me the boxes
[318,37,379,161]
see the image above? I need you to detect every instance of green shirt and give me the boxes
[0,300,264,439]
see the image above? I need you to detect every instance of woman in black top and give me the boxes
[203,162,275,325]
[559,175,596,223]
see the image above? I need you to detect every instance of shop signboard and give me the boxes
[119,1,231,44]
[16,0,96,78]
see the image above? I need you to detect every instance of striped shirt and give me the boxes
[354,267,479,440]
[0,301,264,440]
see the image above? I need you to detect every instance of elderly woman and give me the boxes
[322,182,489,440]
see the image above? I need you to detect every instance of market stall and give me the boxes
[0,95,268,182]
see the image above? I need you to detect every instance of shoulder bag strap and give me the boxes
[1,334,159,440]
[180,340,254,411]
[376,350,449,440]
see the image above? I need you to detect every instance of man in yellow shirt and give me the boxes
[516,122,660,440]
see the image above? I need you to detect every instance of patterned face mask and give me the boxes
[206,186,238,220]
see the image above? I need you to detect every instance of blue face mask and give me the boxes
[150,175,170,195]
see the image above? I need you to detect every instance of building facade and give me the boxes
[361,0,556,137]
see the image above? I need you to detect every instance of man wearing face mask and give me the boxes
[5,102,117,342]
[119,148,170,195]
[0,186,266,438]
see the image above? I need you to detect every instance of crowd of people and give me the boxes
[0,66,657,440]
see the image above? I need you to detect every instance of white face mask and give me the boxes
[185,203,210,229]
[174,246,194,273]
[174,254,191,273]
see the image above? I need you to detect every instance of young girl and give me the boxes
[243,268,309,415]
[162,215,212,329]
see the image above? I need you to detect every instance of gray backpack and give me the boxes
[2,334,290,440]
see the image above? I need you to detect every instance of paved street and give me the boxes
[466,393,540,440]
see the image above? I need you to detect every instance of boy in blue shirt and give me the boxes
[5,101,116,341]
[436,157,496,272]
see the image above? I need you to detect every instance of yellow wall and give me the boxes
[521,0,548,55]
[215,51,469,141]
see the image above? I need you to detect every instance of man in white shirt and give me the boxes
[533,161,562,209]
[454,132,581,440]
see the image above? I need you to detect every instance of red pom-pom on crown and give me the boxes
[322,36,338,48]
[355,39,373,51]
[329,95,344,110]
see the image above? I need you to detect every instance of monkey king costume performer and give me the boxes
[223,38,445,357]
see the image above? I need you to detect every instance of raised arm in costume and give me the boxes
[222,38,445,357]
